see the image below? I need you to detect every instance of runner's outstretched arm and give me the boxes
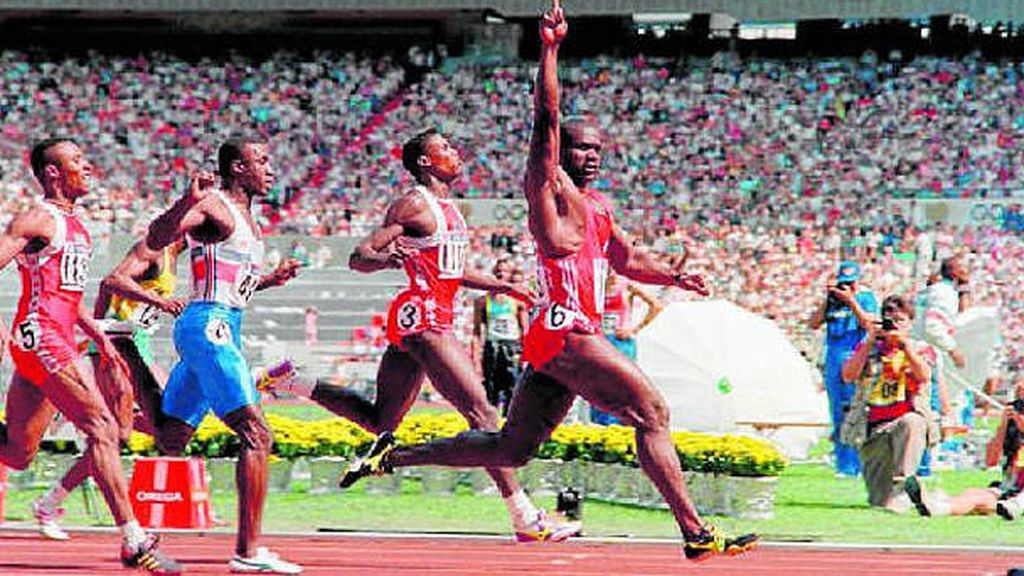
[100,241,185,315]
[607,224,709,296]
[463,270,533,304]
[524,0,583,257]
[257,258,301,291]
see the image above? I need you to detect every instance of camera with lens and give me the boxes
[880,313,897,332]
[826,281,853,313]
[1012,398,1024,414]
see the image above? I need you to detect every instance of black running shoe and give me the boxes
[121,534,184,575]
[339,431,396,489]
[904,476,931,517]
[683,525,759,561]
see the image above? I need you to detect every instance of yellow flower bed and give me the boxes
[122,413,786,477]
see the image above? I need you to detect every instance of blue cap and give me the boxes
[836,261,861,283]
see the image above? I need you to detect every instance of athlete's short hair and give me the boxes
[560,115,599,149]
[402,128,439,182]
[219,135,266,185]
[30,137,77,182]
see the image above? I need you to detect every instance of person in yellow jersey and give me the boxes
[30,237,188,540]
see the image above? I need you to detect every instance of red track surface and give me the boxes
[0,530,1022,575]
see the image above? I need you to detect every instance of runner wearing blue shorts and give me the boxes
[145,136,302,575]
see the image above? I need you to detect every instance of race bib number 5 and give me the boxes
[15,319,40,351]
[543,303,575,331]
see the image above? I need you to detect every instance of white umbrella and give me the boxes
[952,306,1001,396]
[637,300,829,458]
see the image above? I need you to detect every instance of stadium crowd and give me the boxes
[3,47,1024,390]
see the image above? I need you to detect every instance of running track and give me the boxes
[0,530,1022,575]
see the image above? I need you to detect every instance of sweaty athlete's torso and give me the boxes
[187,190,265,310]
[534,188,615,332]
[12,201,92,345]
[397,186,469,327]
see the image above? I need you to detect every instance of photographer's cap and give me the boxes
[837,261,861,283]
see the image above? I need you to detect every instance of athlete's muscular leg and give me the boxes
[63,342,182,494]
[403,331,522,497]
[0,372,57,469]
[311,344,424,434]
[222,405,272,558]
[59,357,130,493]
[387,368,575,470]
[152,418,196,456]
[37,362,134,525]
[544,332,703,538]
[112,338,167,437]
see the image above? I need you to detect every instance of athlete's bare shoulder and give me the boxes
[7,204,58,245]
[385,188,433,237]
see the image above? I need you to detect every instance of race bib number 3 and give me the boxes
[396,300,423,333]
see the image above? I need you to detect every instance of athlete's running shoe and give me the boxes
[904,475,931,517]
[998,498,1021,521]
[31,498,69,541]
[514,510,582,542]
[683,525,759,561]
[121,534,184,575]
[339,431,396,489]
[254,359,297,396]
[229,547,303,574]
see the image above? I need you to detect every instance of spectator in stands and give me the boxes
[841,294,937,513]
[305,307,319,346]
[290,239,311,267]
[903,376,1024,518]
[313,241,333,269]
[472,257,528,414]
[808,261,879,477]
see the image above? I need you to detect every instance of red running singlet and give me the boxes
[523,188,615,369]
[9,202,92,385]
[385,187,469,347]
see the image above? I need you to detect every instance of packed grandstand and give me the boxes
[2,40,1023,393]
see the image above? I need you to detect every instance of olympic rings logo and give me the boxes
[968,203,1007,225]
[492,202,527,223]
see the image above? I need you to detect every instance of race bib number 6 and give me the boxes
[237,273,260,303]
[543,303,575,331]
[205,318,232,345]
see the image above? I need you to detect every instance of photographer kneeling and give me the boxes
[901,376,1024,518]
[841,294,938,512]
